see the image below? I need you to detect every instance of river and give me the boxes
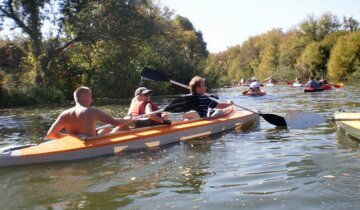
[0,84,359,209]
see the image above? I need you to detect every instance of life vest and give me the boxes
[130,100,160,117]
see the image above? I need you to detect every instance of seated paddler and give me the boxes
[183,76,233,120]
[47,86,132,139]
[248,77,262,93]
[127,87,171,128]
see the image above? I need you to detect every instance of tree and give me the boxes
[328,30,360,81]
[297,42,326,77]
[256,29,282,79]
[317,12,341,39]
[278,31,310,80]
[299,13,340,41]
[343,16,359,31]
[0,0,81,85]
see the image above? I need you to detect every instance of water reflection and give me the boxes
[0,84,360,209]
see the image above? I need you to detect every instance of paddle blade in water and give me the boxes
[285,110,326,129]
[141,67,168,82]
[260,113,287,127]
[163,95,199,113]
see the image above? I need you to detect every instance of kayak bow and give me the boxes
[334,112,360,141]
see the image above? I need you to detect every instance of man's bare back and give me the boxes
[60,106,98,136]
[47,87,130,139]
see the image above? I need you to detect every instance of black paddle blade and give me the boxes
[163,95,199,113]
[141,67,168,82]
[260,113,287,127]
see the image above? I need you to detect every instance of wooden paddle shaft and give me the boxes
[97,109,164,130]
[170,80,189,89]
[170,79,217,98]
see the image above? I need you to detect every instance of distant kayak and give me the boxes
[242,90,266,96]
[293,83,304,87]
[265,83,274,87]
[322,84,332,90]
[304,84,333,92]
[304,87,325,92]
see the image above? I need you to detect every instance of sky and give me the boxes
[1,0,359,53]
[160,0,360,52]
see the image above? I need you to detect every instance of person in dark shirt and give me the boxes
[183,76,233,119]
[306,76,321,89]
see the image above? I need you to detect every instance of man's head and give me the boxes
[189,76,206,95]
[74,86,92,107]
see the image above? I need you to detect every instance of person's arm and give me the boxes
[145,103,165,124]
[215,100,233,109]
[127,97,137,116]
[94,108,132,126]
[47,113,68,139]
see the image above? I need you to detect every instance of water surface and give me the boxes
[0,85,359,209]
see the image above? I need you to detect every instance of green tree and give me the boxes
[256,29,282,79]
[328,30,360,81]
[277,31,310,80]
[0,0,81,85]
[343,16,359,31]
[297,42,326,77]
[299,13,340,41]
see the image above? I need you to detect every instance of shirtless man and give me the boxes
[47,86,131,139]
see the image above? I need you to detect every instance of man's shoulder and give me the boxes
[60,107,76,115]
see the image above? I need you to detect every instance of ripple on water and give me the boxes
[0,85,360,209]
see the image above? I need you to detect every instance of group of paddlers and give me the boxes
[296,76,328,89]
[47,76,233,139]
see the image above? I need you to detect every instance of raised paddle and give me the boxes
[259,76,272,84]
[140,67,292,127]
[141,67,219,99]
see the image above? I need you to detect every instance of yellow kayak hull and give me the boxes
[0,107,258,167]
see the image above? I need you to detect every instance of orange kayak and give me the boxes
[242,90,266,96]
[0,107,258,167]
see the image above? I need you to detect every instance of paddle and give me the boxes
[260,76,272,84]
[97,96,200,130]
[141,67,219,99]
[141,67,289,127]
[330,83,344,88]
[284,110,360,128]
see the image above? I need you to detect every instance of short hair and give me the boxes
[189,76,205,93]
[73,86,91,103]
